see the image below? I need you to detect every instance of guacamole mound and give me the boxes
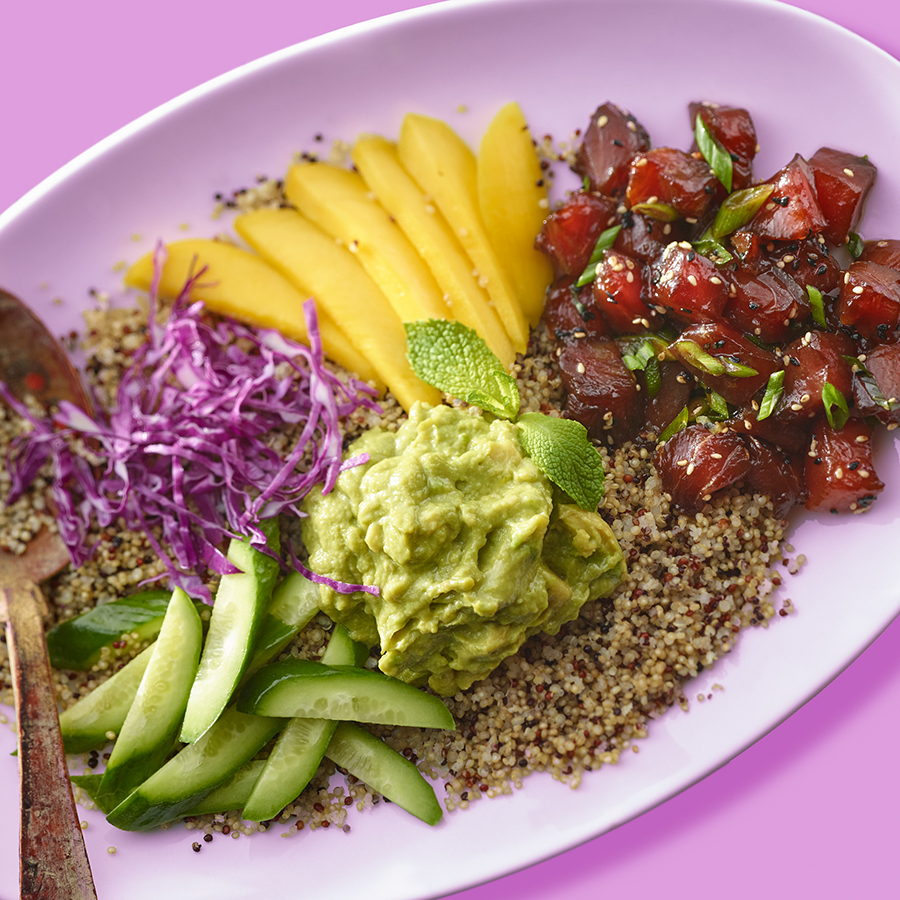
[303,403,625,696]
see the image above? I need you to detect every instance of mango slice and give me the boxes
[234,208,441,411]
[284,162,449,324]
[477,102,554,327]
[351,135,515,369]
[398,113,529,353]
[124,238,380,386]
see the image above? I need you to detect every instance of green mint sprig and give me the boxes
[405,320,606,510]
[405,319,520,420]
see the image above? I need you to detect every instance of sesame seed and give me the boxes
[597,115,609,127]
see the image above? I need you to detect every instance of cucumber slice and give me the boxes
[322,623,370,668]
[107,707,284,831]
[59,645,155,754]
[94,588,203,810]
[326,722,442,826]
[180,520,281,743]
[241,717,335,822]
[73,761,267,818]
[243,571,320,679]
[184,760,265,816]
[237,659,455,730]
[47,589,175,670]
[241,625,361,822]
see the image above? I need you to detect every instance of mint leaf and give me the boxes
[516,412,605,510]
[405,319,520,419]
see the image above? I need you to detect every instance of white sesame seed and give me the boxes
[597,115,609,127]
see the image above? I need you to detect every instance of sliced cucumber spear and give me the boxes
[241,624,362,822]
[46,588,176,671]
[237,658,455,730]
[106,707,284,831]
[327,722,443,826]
[243,570,321,679]
[180,519,281,743]
[94,588,203,810]
[59,645,155,754]
[73,761,267,818]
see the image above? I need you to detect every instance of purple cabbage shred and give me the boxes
[0,245,382,602]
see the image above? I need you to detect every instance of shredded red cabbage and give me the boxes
[1,245,381,602]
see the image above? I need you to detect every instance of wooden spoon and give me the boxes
[0,287,98,900]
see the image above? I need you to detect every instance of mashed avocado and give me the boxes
[303,403,624,695]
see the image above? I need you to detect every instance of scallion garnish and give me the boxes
[705,184,775,240]
[822,381,850,430]
[694,114,733,193]
[847,232,864,259]
[620,336,663,398]
[631,201,680,222]
[692,238,733,266]
[658,405,689,442]
[706,390,729,420]
[757,370,785,421]
[574,225,622,288]
[842,356,900,412]
[674,340,759,378]
[807,285,827,327]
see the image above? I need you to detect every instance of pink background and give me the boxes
[2,1,899,897]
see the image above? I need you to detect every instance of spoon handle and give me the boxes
[3,581,98,900]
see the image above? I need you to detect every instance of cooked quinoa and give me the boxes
[0,291,797,843]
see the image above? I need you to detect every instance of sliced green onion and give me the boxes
[757,370,785,421]
[692,238,733,266]
[719,356,759,378]
[694,114,733,193]
[706,183,775,240]
[631,201,680,222]
[674,340,726,377]
[843,356,900,412]
[643,355,662,398]
[658,405,690,443]
[807,285,827,327]
[620,336,665,399]
[574,225,623,288]
[674,340,758,379]
[822,381,850,430]
[582,175,592,191]
[847,232,864,259]
[706,390,729,419]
